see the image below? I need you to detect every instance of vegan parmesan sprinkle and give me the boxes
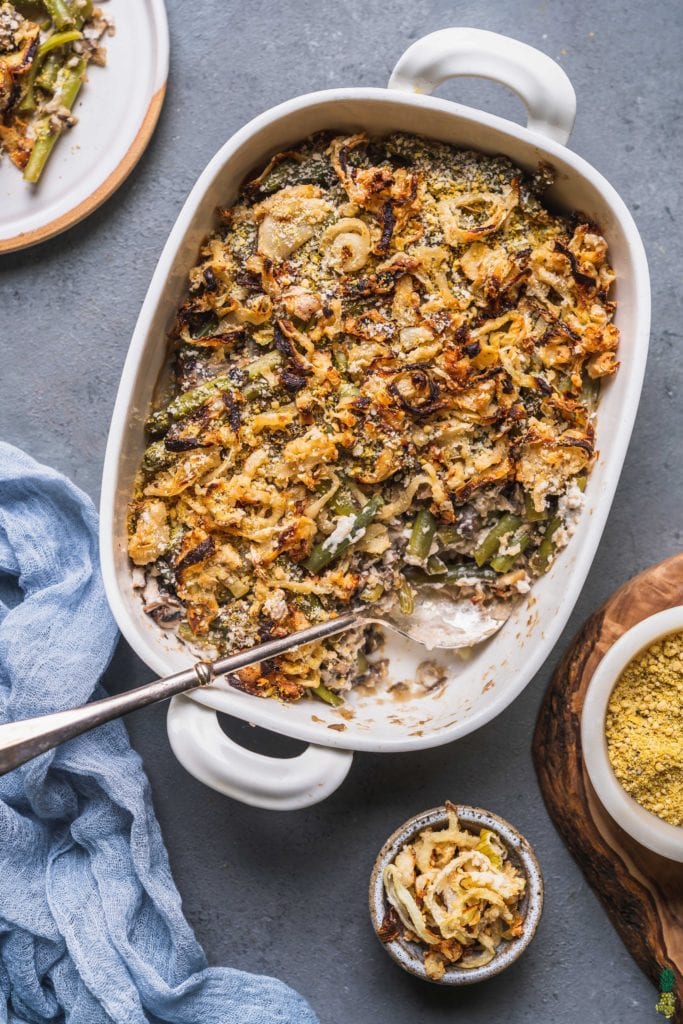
[605,630,683,827]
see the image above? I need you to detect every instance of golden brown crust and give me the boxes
[128,132,619,699]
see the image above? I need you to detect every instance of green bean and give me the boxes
[23,58,86,183]
[41,0,74,29]
[405,562,497,586]
[258,159,299,194]
[304,494,383,573]
[425,555,447,576]
[242,381,266,402]
[177,622,195,643]
[145,373,232,436]
[533,515,562,573]
[141,440,175,474]
[35,52,60,90]
[360,582,383,602]
[397,579,415,614]
[406,509,437,561]
[490,529,532,573]
[19,31,82,112]
[438,525,462,545]
[333,349,348,372]
[296,593,324,619]
[258,157,334,195]
[473,514,522,567]
[328,488,357,517]
[576,474,588,492]
[442,563,497,584]
[41,28,82,55]
[524,492,547,522]
[75,0,94,24]
[247,351,281,379]
[311,683,343,707]
[189,311,219,339]
[19,69,41,113]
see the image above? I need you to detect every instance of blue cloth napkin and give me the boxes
[0,442,319,1024]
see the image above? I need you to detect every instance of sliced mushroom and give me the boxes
[143,597,183,629]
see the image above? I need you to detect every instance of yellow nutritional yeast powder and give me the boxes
[605,629,683,827]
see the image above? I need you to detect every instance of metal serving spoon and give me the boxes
[0,593,510,776]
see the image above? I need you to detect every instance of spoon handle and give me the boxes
[0,612,360,776]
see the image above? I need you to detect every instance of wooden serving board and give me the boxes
[533,553,683,1021]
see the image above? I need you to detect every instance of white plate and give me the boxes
[0,0,168,253]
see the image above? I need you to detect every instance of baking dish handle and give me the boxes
[166,695,353,810]
[388,28,576,145]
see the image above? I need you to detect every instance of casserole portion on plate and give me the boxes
[126,131,619,704]
[0,0,112,183]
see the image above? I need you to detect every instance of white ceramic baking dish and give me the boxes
[100,29,650,810]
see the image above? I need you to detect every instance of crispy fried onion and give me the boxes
[438,181,519,245]
[516,416,594,511]
[411,245,463,312]
[328,133,421,235]
[323,217,372,273]
[128,499,170,566]
[376,474,431,520]
[254,184,332,260]
[387,366,442,418]
[382,803,526,980]
[244,149,303,191]
[172,528,242,634]
[143,449,222,498]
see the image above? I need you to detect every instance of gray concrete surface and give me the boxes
[1,1,681,1021]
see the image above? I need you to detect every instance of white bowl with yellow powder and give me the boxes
[582,607,683,862]
[101,27,650,809]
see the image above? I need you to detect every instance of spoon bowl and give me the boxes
[381,590,512,650]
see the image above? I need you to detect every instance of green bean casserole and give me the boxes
[128,132,619,704]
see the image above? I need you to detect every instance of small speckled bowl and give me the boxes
[369,805,544,984]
